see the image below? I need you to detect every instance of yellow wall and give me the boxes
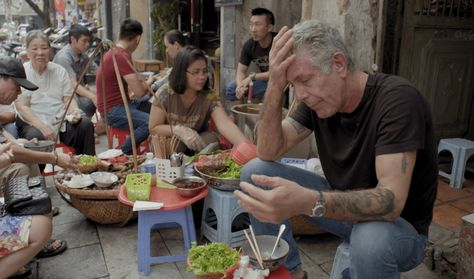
[130,0,151,59]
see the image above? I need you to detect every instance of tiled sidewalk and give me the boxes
[433,178,474,232]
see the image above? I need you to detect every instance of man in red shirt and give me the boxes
[96,18,155,154]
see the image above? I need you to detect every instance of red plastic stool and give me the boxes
[55,142,76,155]
[107,126,149,154]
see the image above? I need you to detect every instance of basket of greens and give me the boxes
[78,155,98,173]
[193,151,242,191]
[187,243,240,279]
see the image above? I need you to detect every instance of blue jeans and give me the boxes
[225,80,267,101]
[107,96,150,155]
[241,159,427,279]
[1,123,18,138]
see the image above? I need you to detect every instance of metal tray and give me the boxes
[194,166,240,191]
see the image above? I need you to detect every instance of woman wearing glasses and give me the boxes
[149,45,246,152]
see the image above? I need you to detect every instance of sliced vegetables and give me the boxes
[187,243,240,276]
[216,157,242,179]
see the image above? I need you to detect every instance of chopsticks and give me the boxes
[152,135,180,159]
[243,225,264,269]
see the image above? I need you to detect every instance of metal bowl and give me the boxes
[194,166,240,191]
[90,172,118,188]
[173,176,207,198]
[23,140,55,152]
[241,235,289,271]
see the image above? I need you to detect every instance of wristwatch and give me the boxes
[310,190,326,217]
[249,72,256,81]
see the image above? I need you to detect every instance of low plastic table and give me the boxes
[118,185,208,275]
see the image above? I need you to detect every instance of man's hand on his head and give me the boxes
[268,26,295,94]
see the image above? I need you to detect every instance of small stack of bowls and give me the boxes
[231,140,257,165]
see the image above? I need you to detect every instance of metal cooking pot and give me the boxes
[231,104,287,143]
[23,140,56,152]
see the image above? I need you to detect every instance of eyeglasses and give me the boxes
[186,69,209,76]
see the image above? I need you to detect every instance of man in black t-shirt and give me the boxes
[225,7,276,105]
[235,20,438,279]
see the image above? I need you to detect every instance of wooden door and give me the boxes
[399,0,474,139]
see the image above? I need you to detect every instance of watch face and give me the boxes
[312,203,326,217]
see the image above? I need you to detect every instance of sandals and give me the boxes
[36,239,67,258]
[52,206,60,217]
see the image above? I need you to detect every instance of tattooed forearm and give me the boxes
[401,153,408,174]
[284,117,306,134]
[328,183,397,221]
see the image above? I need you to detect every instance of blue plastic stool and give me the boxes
[330,241,350,279]
[438,138,474,189]
[201,187,249,247]
[137,206,196,275]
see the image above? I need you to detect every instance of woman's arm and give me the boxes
[0,111,15,125]
[211,103,247,145]
[63,96,80,113]
[59,96,82,125]
[15,97,55,140]
[149,104,172,137]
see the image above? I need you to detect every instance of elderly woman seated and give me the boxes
[15,30,95,156]
[149,45,246,154]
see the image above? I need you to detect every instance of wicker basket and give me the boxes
[54,180,135,226]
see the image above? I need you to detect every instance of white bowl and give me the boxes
[241,235,289,271]
[90,172,118,188]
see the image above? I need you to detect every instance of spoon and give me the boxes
[270,224,286,259]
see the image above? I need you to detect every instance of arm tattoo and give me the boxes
[285,117,306,134]
[330,183,397,220]
[401,153,408,174]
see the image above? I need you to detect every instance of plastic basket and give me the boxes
[156,158,184,183]
[125,173,152,201]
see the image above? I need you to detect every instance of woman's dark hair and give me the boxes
[169,45,209,94]
[165,29,187,47]
[119,18,143,41]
